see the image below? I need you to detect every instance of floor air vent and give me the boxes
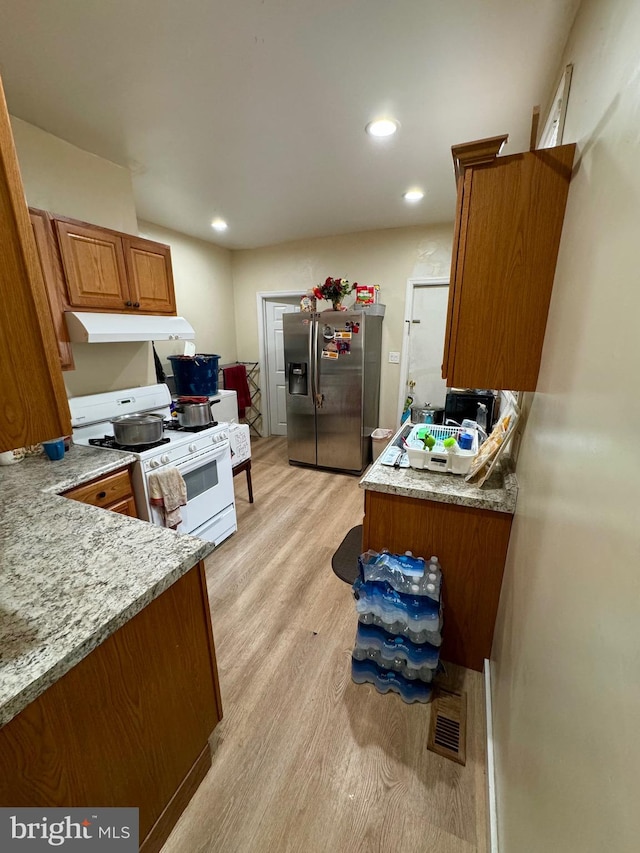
[427,689,467,766]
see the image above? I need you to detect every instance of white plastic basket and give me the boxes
[406,423,478,475]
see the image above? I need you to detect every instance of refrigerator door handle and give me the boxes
[312,317,323,407]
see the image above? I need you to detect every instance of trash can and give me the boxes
[371,428,394,461]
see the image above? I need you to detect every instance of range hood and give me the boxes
[65,312,195,343]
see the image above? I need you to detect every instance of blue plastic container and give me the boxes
[168,354,220,396]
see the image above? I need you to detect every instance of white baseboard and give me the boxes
[484,658,499,853]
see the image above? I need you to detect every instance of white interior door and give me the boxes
[405,282,449,412]
[265,298,300,435]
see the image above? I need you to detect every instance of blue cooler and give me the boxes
[168,354,220,396]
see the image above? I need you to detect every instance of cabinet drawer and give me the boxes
[64,468,133,509]
[108,495,138,518]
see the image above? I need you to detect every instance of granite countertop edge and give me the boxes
[0,446,216,728]
[1,541,213,729]
[359,427,518,515]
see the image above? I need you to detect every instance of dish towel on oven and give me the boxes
[148,467,187,530]
[223,364,251,418]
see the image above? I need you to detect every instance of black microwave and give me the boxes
[444,389,496,428]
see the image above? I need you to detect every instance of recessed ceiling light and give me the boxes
[211,218,228,232]
[403,189,425,202]
[366,118,398,138]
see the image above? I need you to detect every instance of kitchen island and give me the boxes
[0,446,222,852]
[360,429,518,671]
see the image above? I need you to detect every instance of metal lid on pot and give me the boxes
[111,413,164,425]
[410,402,445,424]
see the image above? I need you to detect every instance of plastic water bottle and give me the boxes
[353,578,443,645]
[358,550,442,600]
[357,612,442,646]
[351,657,433,704]
[352,622,440,681]
[476,402,488,431]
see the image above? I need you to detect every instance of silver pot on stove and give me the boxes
[110,413,164,446]
[174,397,216,428]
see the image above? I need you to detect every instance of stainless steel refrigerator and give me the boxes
[283,310,383,473]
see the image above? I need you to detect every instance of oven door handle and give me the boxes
[169,442,230,476]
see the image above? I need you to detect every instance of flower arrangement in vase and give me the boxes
[311,277,356,311]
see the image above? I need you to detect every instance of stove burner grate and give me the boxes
[89,435,171,453]
[163,420,218,433]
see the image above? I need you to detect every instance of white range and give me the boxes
[70,383,237,545]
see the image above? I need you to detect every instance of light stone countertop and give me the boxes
[0,445,215,728]
[359,426,518,514]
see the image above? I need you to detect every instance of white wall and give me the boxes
[11,116,138,233]
[231,225,453,429]
[137,221,235,373]
[491,1,640,851]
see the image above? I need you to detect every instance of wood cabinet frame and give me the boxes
[0,562,222,853]
[363,490,512,672]
[29,208,75,370]
[442,139,576,391]
[0,76,71,450]
[52,214,177,315]
[123,235,176,314]
[62,466,139,517]
[55,217,131,311]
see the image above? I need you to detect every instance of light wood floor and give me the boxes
[161,437,488,853]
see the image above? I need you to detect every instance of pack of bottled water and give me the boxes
[351,550,443,704]
[352,623,440,681]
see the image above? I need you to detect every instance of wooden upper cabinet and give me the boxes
[51,217,177,315]
[123,236,176,314]
[29,209,74,371]
[0,75,71,451]
[54,219,130,310]
[442,139,576,391]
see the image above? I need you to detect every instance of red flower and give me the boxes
[315,276,356,302]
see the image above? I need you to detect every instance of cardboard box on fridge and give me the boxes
[229,422,251,466]
[354,284,379,305]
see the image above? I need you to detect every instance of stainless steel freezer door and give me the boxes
[283,313,316,465]
[316,312,364,471]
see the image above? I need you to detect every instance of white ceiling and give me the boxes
[0,0,580,249]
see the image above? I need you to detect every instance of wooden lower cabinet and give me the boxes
[63,466,138,517]
[109,495,138,517]
[0,561,223,853]
[362,490,512,672]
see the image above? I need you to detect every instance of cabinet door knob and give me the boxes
[125,300,132,307]
[97,490,107,499]
[133,302,140,308]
